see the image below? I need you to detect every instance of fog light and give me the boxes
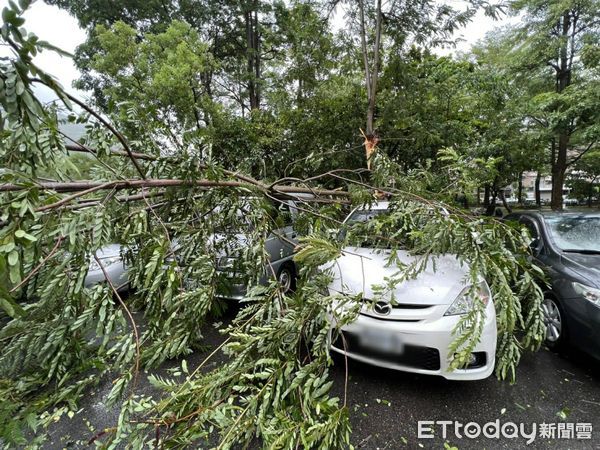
[454,353,476,366]
[454,352,486,369]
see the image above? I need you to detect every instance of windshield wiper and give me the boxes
[562,249,600,255]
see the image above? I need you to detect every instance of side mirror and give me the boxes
[529,237,542,256]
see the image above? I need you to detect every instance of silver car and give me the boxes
[215,199,301,299]
[84,198,304,298]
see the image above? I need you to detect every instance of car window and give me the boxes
[544,216,600,252]
[271,201,293,229]
[344,208,393,248]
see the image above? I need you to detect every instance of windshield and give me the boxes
[344,208,392,248]
[544,216,600,252]
[346,208,389,224]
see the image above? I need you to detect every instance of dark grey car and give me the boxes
[505,211,600,359]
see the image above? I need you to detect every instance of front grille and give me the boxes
[332,331,440,371]
[361,299,433,309]
[358,313,421,322]
[359,300,435,322]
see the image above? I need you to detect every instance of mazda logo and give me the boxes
[374,301,392,315]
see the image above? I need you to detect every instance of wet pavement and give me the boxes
[44,308,600,450]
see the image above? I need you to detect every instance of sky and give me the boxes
[0,0,520,102]
[0,1,87,103]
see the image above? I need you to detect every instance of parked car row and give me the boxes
[84,201,600,382]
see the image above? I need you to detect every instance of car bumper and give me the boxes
[330,302,497,381]
[563,295,600,360]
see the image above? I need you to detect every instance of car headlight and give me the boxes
[573,282,600,307]
[444,281,491,316]
[89,256,121,272]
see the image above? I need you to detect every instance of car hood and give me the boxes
[561,253,600,288]
[321,247,472,306]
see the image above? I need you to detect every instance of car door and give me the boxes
[264,200,296,265]
[519,216,561,288]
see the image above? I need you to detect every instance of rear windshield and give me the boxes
[544,216,600,252]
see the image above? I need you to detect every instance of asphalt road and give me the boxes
[44,308,600,450]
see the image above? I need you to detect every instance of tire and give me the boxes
[276,263,296,294]
[542,296,568,350]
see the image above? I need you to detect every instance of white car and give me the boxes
[323,202,497,381]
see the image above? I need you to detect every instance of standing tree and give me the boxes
[509,0,600,209]
[336,0,503,169]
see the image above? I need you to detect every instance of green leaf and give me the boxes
[7,250,19,266]
[0,288,26,318]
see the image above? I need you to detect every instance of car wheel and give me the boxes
[542,297,567,350]
[277,264,296,294]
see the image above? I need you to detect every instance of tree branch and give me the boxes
[566,141,597,168]
[29,78,147,179]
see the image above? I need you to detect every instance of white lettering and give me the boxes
[418,421,434,439]
[483,420,500,439]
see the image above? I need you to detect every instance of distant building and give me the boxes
[504,172,571,203]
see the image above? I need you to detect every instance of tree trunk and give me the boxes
[245,2,260,111]
[358,0,382,169]
[551,134,569,210]
[588,176,598,207]
[499,190,512,214]
[485,187,497,216]
[535,172,541,206]
[550,12,572,211]
[483,184,490,208]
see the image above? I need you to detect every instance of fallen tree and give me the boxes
[0,5,545,448]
